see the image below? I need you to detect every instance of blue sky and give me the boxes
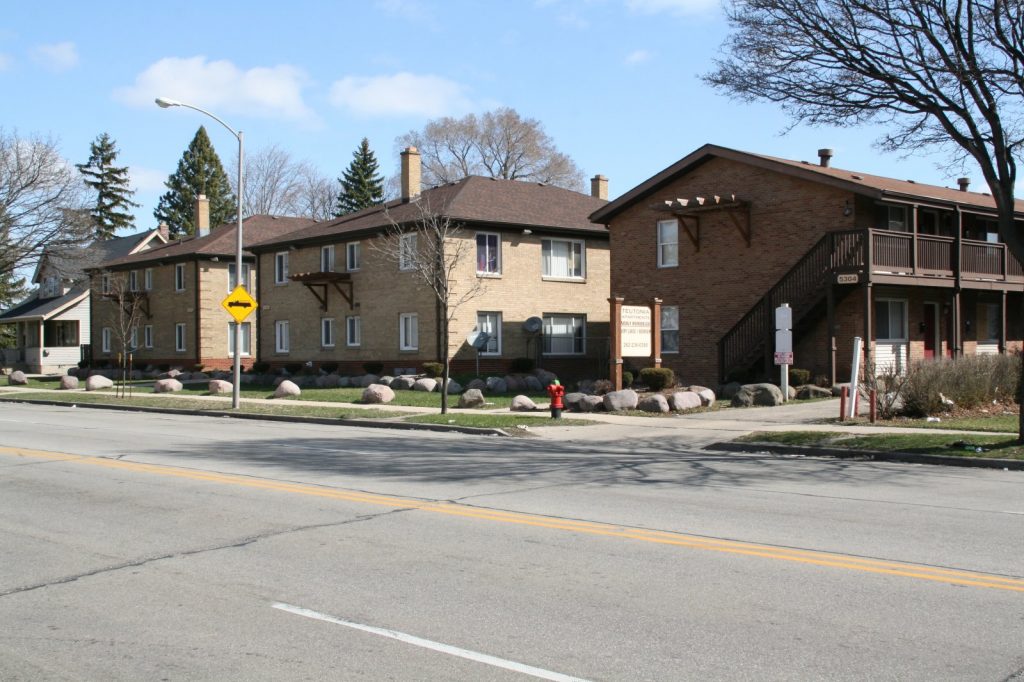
[2,0,992,233]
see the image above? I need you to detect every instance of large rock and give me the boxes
[796,384,833,400]
[458,388,486,408]
[442,379,462,395]
[154,378,183,393]
[466,378,487,391]
[391,376,416,391]
[7,370,27,385]
[718,381,742,399]
[413,377,438,392]
[160,369,182,379]
[579,395,605,412]
[337,375,352,388]
[504,375,523,393]
[85,375,114,391]
[686,385,717,406]
[670,391,703,412]
[731,383,785,407]
[361,384,395,404]
[563,392,586,411]
[377,375,394,386]
[534,369,557,387]
[510,395,537,412]
[638,394,670,413]
[59,375,79,390]
[209,379,233,394]
[523,375,543,392]
[274,380,301,398]
[360,374,379,388]
[603,389,639,412]
[577,379,596,395]
[485,376,508,394]
[190,372,209,381]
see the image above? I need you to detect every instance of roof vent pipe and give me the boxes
[957,177,970,192]
[818,148,834,167]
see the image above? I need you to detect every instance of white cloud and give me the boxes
[31,42,78,72]
[625,49,652,65]
[626,0,719,16]
[329,72,475,118]
[113,56,315,123]
[129,166,169,193]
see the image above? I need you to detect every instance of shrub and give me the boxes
[509,357,535,374]
[321,362,339,374]
[726,366,754,384]
[813,374,831,388]
[622,370,634,387]
[901,354,1019,416]
[422,361,444,378]
[284,362,303,375]
[362,361,384,375]
[639,367,675,391]
[788,368,812,386]
[250,362,270,375]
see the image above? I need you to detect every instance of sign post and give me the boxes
[849,336,862,418]
[774,303,792,402]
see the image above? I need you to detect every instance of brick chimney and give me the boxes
[591,175,608,200]
[194,194,210,237]
[957,177,970,192]
[401,147,421,201]
[818,148,834,167]
[157,222,169,241]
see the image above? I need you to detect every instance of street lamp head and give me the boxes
[155,97,181,109]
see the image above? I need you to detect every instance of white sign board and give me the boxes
[775,329,793,354]
[621,305,652,357]
[775,304,792,330]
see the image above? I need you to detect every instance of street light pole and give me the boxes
[156,97,245,410]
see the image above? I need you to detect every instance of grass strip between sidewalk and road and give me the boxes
[736,430,1024,460]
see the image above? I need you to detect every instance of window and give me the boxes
[874,299,908,342]
[661,306,679,354]
[399,234,417,271]
[275,320,290,353]
[657,220,679,268]
[321,245,336,273]
[144,325,153,349]
[228,263,252,291]
[399,313,418,350]
[347,242,361,271]
[982,303,1001,342]
[175,323,187,351]
[228,322,251,356]
[542,239,585,279]
[543,314,585,354]
[42,276,58,298]
[144,268,153,291]
[346,316,361,347]
[275,252,289,284]
[175,264,186,291]
[878,205,908,232]
[129,327,138,350]
[101,273,111,295]
[476,233,501,275]
[476,312,502,355]
[129,270,139,292]
[101,327,112,353]
[321,318,335,348]
[43,320,78,347]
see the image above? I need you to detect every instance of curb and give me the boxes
[3,397,509,438]
[708,441,1024,471]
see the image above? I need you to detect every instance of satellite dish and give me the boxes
[523,316,543,334]
[466,330,491,350]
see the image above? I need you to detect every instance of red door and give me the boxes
[923,303,937,359]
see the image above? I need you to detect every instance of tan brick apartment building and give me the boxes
[250,148,610,379]
[591,144,1024,388]
[89,202,315,371]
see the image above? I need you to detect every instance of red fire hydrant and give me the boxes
[546,379,565,419]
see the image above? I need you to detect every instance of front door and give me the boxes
[923,303,938,359]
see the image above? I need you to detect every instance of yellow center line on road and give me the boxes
[5,445,1023,594]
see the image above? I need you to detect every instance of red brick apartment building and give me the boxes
[590,144,1024,388]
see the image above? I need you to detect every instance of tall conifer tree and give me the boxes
[76,133,138,240]
[154,127,236,238]
[334,138,384,216]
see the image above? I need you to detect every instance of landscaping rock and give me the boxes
[360,374,379,388]
[443,379,462,395]
[796,385,832,400]
[85,375,113,391]
[361,384,395,404]
[391,376,416,390]
[719,381,742,399]
[731,383,784,407]
[523,375,543,392]
[670,391,703,411]
[603,389,639,412]
[337,376,352,388]
[685,385,717,406]
[466,378,487,391]
[577,379,596,395]
[239,374,256,385]
[209,379,232,394]
[191,372,209,381]
[59,376,79,390]
[274,380,301,398]
[485,376,508,394]
[414,377,438,392]
[504,375,523,393]
[534,369,557,387]
[638,394,670,413]
[322,374,343,388]
[458,388,486,408]
[161,369,182,379]
[154,378,183,393]
[579,395,605,412]
[592,379,613,395]
[563,392,586,411]
[377,375,394,386]
[7,370,27,385]
[510,395,537,411]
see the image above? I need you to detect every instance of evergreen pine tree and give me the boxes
[154,127,236,238]
[76,133,139,240]
[334,138,385,216]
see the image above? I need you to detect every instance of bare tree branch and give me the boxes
[229,144,336,220]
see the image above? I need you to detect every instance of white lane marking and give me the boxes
[271,602,591,682]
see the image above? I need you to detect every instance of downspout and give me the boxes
[194,259,201,368]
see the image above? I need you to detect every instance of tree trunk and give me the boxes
[440,306,449,415]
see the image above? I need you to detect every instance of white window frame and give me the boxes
[101,273,111,295]
[661,305,679,354]
[144,268,153,291]
[543,314,586,355]
[541,238,586,280]
[874,298,908,342]
[175,323,187,352]
[476,312,502,355]
[476,232,501,276]
[346,316,361,347]
[228,322,252,357]
[399,234,417,271]
[399,313,418,350]
[275,252,289,285]
[275,320,290,353]
[657,219,679,268]
[174,263,186,292]
[228,263,252,291]
[346,242,361,271]
[101,327,112,353]
[143,325,153,349]
[321,317,335,348]
[129,327,138,350]
[321,245,336,273]
[129,270,139,292]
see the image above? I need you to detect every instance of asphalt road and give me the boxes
[1,402,1022,681]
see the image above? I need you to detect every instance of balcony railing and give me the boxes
[868,230,1024,282]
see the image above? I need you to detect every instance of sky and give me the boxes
[1,0,997,235]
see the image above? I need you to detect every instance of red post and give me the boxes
[869,389,877,423]
[839,385,848,422]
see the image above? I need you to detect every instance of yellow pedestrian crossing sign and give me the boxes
[222,285,258,323]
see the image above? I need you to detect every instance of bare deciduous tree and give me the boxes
[0,129,89,280]
[373,201,486,413]
[94,270,148,397]
[230,144,336,220]
[396,108,585,191]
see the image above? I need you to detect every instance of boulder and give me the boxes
[670,391,703,412]
[360,374,379,388]
[534,369,557,387]
[466,378,487,391]
[458,388,486,408]
[391,376,416,390]
[603,389,639,412]
[638,394,670,413]
[592,379,614,395]
[577,379,596,395]
[274,380,301,398]
[361,384,395,404]
[719,381,742,399]
[731,383,784,407]
[510,395,537,412]
[796,385,832,400]
[413,377,438,392]
[160,369,182,379]
[579,395,605,412]
[85,375,113,391]
[443,379,463,395]
[239,373,256,385]
[208,379,233,395]
[563,392,586,411]
[377,375,394,386]
[523,375,543,392]
[191,372,209,381]
[7,370,27,385]
[685,385,717,406]
[337,375,352,388]
[504,375,523,393]
[59,375,79,390]
[154,378,183,393]
[485,376,508,394]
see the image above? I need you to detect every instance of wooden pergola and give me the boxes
[652,194,752,250]
[289,271,354,311]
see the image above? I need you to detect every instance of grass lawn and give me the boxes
[737,430,1024,460]
[857,413,1018,433]
[173,385,549,410]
